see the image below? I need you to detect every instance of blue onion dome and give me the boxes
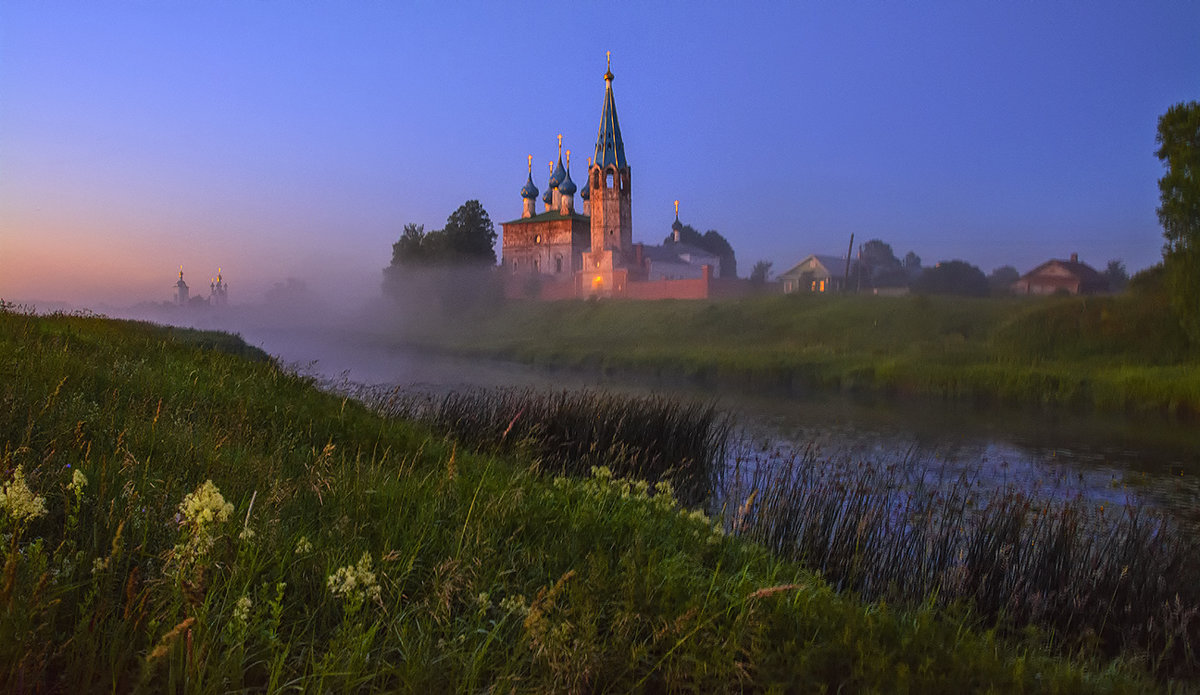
[521,171,539,199]
[558,167,577,196]
[580,180,590,200]
[671,215,684,232]
[542,186,554,206]
[548,156,566,190]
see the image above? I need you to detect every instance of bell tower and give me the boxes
[589,52,632,255]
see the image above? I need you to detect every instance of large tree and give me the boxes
[911,260,989,297]
[663,224,738,278]
[1156,101,1200,343]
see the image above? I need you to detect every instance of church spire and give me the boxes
[593,52,627,169]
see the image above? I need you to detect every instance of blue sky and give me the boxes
[2,1,1197,306]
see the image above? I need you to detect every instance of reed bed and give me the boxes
[368,386,732,506]
[735,447,1200,677]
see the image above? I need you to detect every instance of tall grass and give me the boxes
[370,387,731,506]
[735,448,1200,678]
[1,308,1154,691]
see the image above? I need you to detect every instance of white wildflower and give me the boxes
[2,466,47,523]
[233,595,253,625]
[68,469,88,496]
[327,552,381,607]
[294,536,313,555]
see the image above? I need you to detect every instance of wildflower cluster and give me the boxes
[67,469,87,498]
[580,465,677,511]
[232,595,253,626]
[1,466,47,524]
[175,480,234,557]
[327,552,381,611]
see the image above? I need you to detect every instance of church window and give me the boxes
[534,235,541,244]
[606,171,614,189]
[555,256,563,273]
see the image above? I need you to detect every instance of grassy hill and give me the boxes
[0,309,1162,691]
[390,291,1200,417]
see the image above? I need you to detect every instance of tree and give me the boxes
[663,224,738,278]
[987,265,1020,295]
[749,260,772,285]
[911,260,989,297]
[1102,260,1129,292]
[386,201,497,268]
[1156,101,1200,343]
[860,239,908,288]
[443,200,497,265]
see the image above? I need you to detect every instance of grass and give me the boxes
[733,448,1200,679]
[0,309,1164,691]
[383,291,1200,417]
[366,386,731,507]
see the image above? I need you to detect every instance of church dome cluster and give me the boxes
[521,132,585,217]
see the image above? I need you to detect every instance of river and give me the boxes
[239,327,1200,523]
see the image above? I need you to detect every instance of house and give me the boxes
[778,254,860,293]
[1012,253,1107,295]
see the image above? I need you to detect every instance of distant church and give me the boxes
[174,267,228,307]
[501,55,734,300]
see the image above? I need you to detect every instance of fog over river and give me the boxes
[240,327,1200,523]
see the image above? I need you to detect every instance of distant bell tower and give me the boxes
[589,52,632,255]
[175,266,189,305]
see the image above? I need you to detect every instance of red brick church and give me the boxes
[501,56,740,301]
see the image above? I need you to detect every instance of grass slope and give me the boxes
[394,292,1200,417]
[0,311,1154,692]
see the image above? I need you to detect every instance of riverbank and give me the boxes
[387,291,1200,418]
[0,309,1160,691]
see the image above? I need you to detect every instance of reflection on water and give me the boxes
[242,328,1200,520]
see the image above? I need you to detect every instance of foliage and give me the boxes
[1155,101,1200,343]
[382,202,502,314]
[912,260,990,297]
[0,312,1154,692]
[385,200,497,270]
[749,260,773,284]
[1103,260,1129,292]
[988,265,1021,295]
[663,223,738,278]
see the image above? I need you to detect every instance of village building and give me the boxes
[500,56,741,300]
[778,254,861,294]
[1012,253,1107,295]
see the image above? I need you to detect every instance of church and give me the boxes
[501,56,735,301]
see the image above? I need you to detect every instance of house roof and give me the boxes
[1019,258,1106,289]
[779,254,857,280]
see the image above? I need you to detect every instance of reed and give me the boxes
[736,447,1200,677]
[369,386,732,506]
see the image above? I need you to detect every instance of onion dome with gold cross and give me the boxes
[548,134,566,190]
[542,161,554,206]
[520,156,539,199]
[558,150,577,196]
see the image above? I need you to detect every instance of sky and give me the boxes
[2,1,1198,308]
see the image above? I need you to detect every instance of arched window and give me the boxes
[555,256,563,273]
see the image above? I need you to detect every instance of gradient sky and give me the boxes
[2,1,1198,308]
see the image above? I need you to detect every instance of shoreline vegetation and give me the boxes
[382,289,1200,420]
[0,309,1191,691]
